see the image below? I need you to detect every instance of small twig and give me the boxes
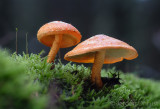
[16,28,18,54]
[71,86,75,95]
[26,32,28,55]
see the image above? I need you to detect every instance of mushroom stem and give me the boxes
[91,50,106,88]
[47,35,62,63]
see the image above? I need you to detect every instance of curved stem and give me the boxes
[47,35,62,63]
[91,50,106,88]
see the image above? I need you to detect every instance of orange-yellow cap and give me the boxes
[37,21,82,48]
[64,34,138,64]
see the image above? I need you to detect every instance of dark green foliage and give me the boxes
[0,49,160,109]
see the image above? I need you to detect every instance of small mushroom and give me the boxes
[64,34,138,88]
[37,21,82,63]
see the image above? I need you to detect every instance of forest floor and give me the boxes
[0,49,160,109]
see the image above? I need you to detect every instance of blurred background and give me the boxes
[0,0,160,80]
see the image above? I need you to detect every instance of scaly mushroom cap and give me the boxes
[37,21,82,48]
[64,34,138,64]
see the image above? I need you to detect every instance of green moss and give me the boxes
[0,49,160,109]
[0,50,47,109]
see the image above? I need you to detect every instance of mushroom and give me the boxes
[37,21,82,63]
[64,34,138,88]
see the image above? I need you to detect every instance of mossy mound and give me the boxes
[0,50,47,109]
[0,49,160,109]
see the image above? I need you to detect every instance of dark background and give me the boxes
[0,0,160,80]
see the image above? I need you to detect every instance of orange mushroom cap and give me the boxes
[64,34,138,64]
[37,21,82,48]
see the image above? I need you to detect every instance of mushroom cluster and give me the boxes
[37,21,138,89]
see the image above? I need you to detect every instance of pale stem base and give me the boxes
[91,50,106,88]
